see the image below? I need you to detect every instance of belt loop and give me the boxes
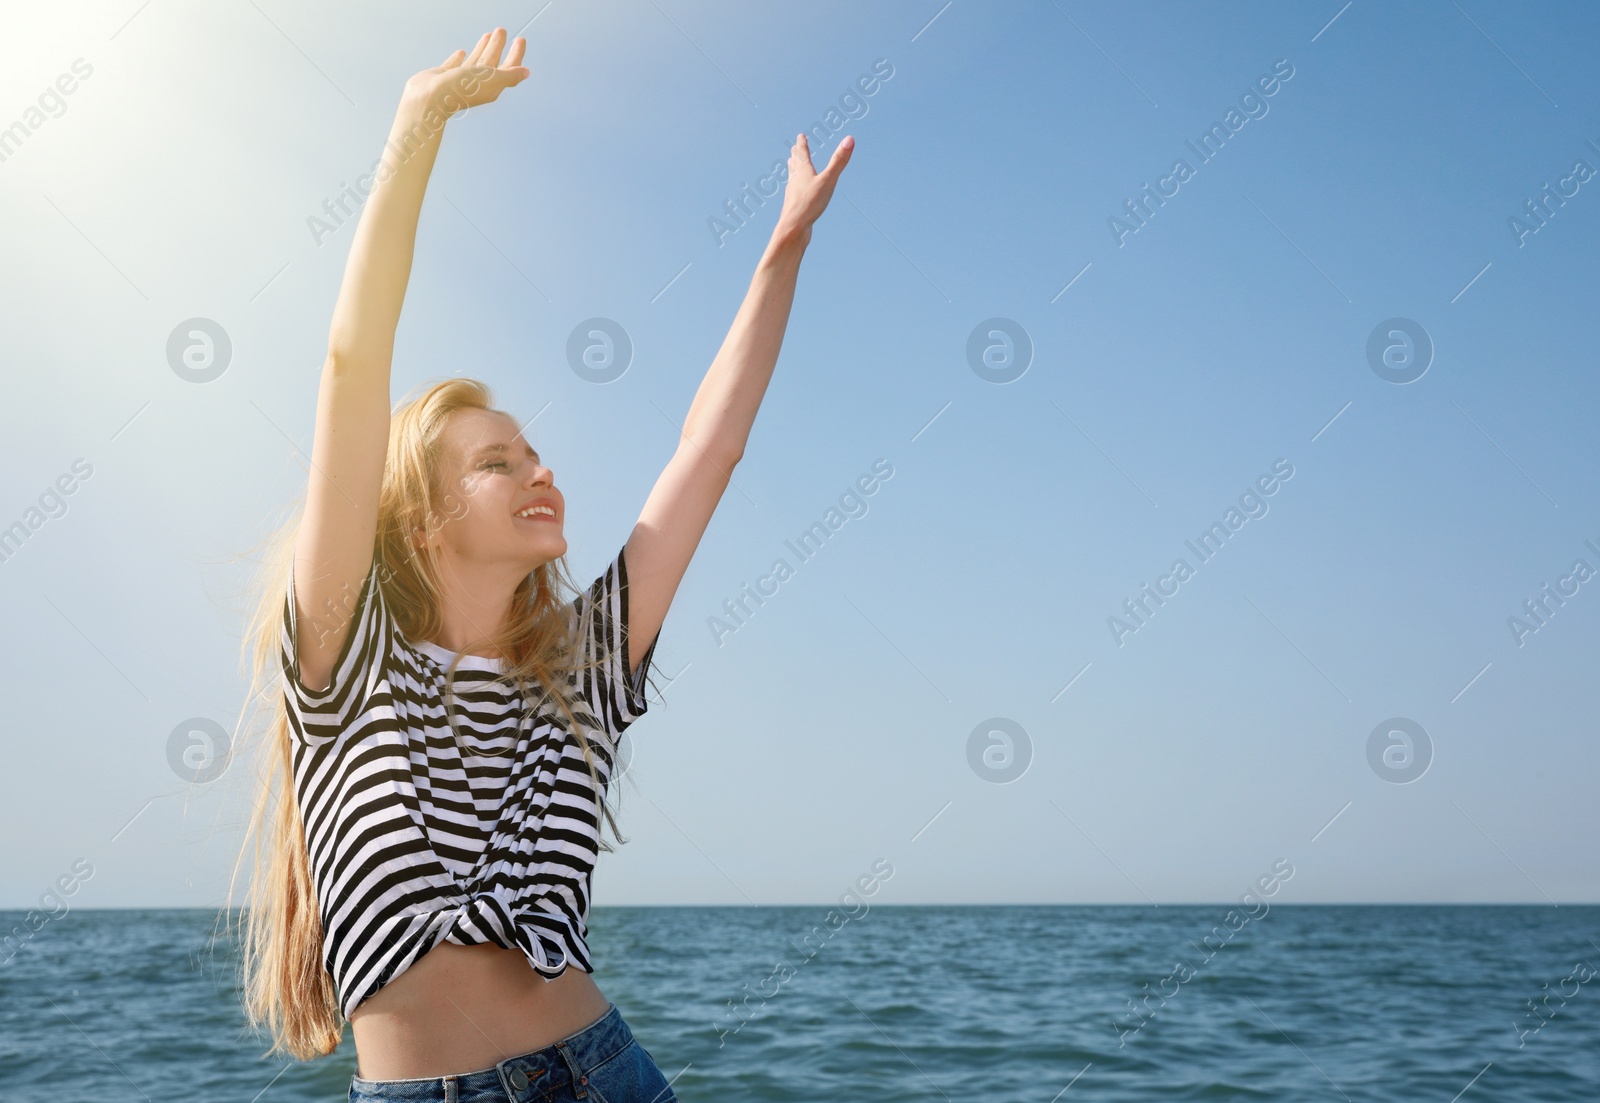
[555,1040,588,1099]
[443,1075,458,1103]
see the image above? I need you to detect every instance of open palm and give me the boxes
[405,27,529,116]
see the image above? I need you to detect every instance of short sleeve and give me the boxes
[280,558,392,747]
[572,543,660,739]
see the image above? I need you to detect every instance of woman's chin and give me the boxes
[518,529,566,560]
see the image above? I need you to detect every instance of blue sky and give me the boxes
[1,0,1597,909]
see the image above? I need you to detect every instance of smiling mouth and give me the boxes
[514,504,558,522]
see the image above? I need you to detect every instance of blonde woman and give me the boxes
[231,28,852,1102]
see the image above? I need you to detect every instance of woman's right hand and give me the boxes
[404,27,529,118]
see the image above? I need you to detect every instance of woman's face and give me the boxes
[424,407,566,572]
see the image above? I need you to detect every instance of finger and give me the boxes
[492,64,530,91]
[435,48,465,72]
[790,132,815,176]
[466,31,491,66]
[484,26,508,68]
[821,135,855,179]
[492,42,529,89]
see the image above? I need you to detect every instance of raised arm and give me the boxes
[622,132,855,669]
[292,29,528,692]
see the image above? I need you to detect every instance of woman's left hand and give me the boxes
[774,132,854,243]
[404,27,530,118]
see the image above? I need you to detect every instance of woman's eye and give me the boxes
[483,461,509,471]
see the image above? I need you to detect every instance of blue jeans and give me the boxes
[348,1004,679,1103]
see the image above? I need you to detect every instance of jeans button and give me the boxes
[509,1067,529,1090]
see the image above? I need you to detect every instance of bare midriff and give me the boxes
[350,942,613,1080]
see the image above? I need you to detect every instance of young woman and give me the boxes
[231,28,852,1102]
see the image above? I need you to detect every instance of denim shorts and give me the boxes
[348,1004,679,1103]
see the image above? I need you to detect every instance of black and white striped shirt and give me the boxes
[278,545,658,1020]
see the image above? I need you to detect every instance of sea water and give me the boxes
[1,905,1596,1100]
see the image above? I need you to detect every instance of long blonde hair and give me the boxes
[226,377,636,1060]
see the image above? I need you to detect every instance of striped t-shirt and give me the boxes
[278,544,658,1020]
